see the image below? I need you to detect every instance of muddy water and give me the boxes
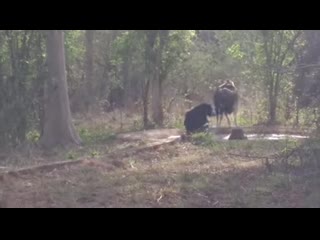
[220,133,309,141]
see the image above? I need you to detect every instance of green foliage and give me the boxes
[227,43,244,60]
[165,115,184,130]
[26,130,40,143]
[79,127,116,145]
[221,30,303,124]
[66,150,77,160]
[90,150,100,158]
[1,29,319,148]
[0,30,46,147]
[64,30,86,94]
[191,132,216,146]
[296,138,320,168]
[65,30,85,67]
[111,30,196,92]
[162,30,196,73]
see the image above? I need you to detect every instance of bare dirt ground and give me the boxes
[0,128,319,208]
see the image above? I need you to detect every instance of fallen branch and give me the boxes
[228,153,276,159]
[129,162,137,169]
[212,201,219,207]
[157,194,163,203]
[2,159,85,177]
[108,137,181,159]
[0,134,181,178]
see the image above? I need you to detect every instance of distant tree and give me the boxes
[85,30,94,110]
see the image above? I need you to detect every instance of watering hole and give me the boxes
[205,127,310,141]
[219,133,309,141]
[117,128,310,143]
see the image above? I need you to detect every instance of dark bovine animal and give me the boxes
[218,80,236,91]
[213,80,239,127]
[184,103,215,134]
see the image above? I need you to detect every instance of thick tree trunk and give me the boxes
[40,30,81,149]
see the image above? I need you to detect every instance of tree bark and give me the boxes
[151,66,163,126]
[294,97,300,126]
[270,72,281,124]
[269,96,277,124]
[151,30,169,127]
[85,30,94,110]
[143,30,158,129]
[40,30,81,149]
[143,79,150,128]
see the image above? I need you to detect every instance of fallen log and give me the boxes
[0,135,181,179]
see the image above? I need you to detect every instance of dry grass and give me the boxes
[0,111,148,170]
[0,111,318,208]
[1,136,319,208]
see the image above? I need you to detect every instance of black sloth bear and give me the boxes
[184,103,215,134]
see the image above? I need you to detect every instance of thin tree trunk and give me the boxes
[40,30,81,149]
[295,97,300,126]
[270,73,281,124]
[85,30,94,110]
[122,55,130,108]
[284,94,291,122]
[143,79,150,128]
[143,30,158,129]
[151,30,168,126]
[263,31,278,125]
[269,96,277,125]
[151,67,163,126]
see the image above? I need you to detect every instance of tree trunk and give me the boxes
[85,30,94,110]
[143,30,158,129]
[295,97,300,126]
[284,94,291,122]
[269,74,280,125]
[151,30,169,127]
[151,66,163,126]
[143,79,150,128]
[35,32,46,137]
[295,107,300,126]
[122,55,130,108]
[263,31,275,125]
[269,96,277,125]
[40,30,81,149]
